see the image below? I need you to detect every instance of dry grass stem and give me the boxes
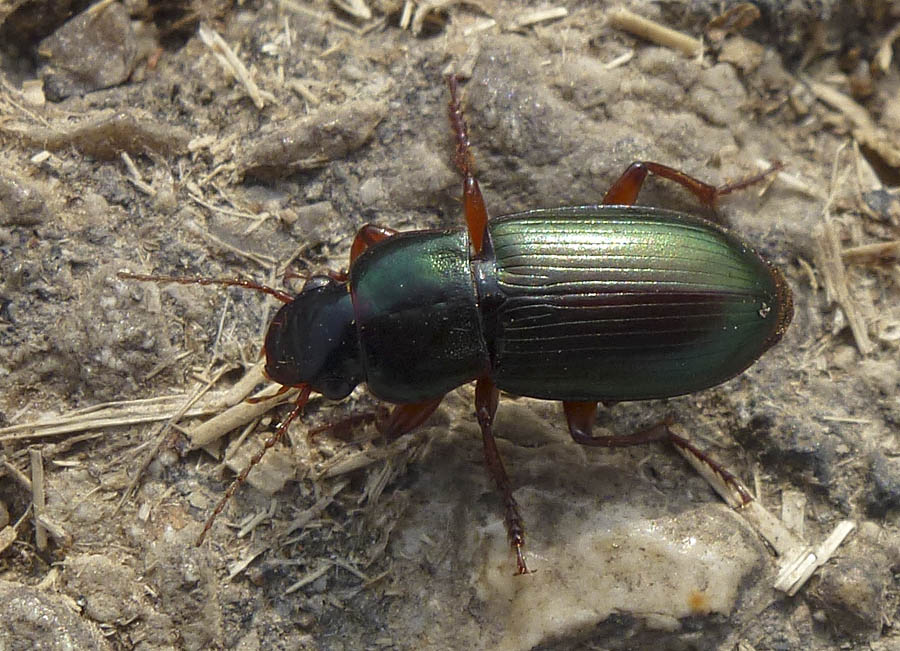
[220,361,267,408]
[284,563,331,595]
[319,435,419,478]
[0,398,222,443]
[668,425,854,595]
[287,79,320,105]
[842,241,900,265]
[278,0,361,34]
[117,368,236,509]
[285,480,348,535]
[812,143,875,355]
[120,152,155,195]
[603,50,634,69]
[607,8,703,58]
[816,223,875,355]
[512,7,568,29]
[198,24,267,110]
[773,520,856,596]
[807,78,900,168]
[227,547,267,581]
[189,384,297,446]
[399,0,413,30]
[30,448,46,550]
[332,0,371,21]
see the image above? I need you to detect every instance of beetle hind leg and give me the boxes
[602,160,782,208]
[562,403,753,505]
[564,402,672,447]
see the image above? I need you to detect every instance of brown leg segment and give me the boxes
[309,398,441,444]
[476,376,529,575]
[318,224,399,284]
[562,403,753,505]
[447,75,489,256]
[350,224,398,265]
[307,406,391,442]
[602,161,783,207]
[376,397,445,442]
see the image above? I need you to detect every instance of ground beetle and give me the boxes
[120,76,793,574]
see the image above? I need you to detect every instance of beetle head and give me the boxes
[263,275,363,400]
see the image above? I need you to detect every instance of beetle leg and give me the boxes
[663,427,754,505]
[307,399,443,445]
[313,225,398,284]
[562,405,753,505]
[475,376,529,575]
[602,161,783,208]
[350,224,398,265]
[376,397,445,442]
[246,384,292,404]
[564,401,670,446]
[307,406,391,442]
[447,75,489,257]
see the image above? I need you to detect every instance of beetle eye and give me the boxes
[302,275,334,292]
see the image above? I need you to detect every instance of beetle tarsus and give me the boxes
[246,384,292,405]
[714,160,784,200]
[513,540,529,576]
[665,429,755,506]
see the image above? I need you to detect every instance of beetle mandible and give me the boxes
[120,75,793,575]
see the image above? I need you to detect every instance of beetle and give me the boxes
[120,75,792,574]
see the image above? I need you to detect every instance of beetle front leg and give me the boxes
[307,406,391,442]
[320,224,399,284]
[307,398,443,444]
[475,376,529,575]
[562,403,753,505]
[283,223,397,285]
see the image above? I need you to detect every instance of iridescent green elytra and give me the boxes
[345,205,792,403]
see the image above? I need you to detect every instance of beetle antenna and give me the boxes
[117,272,295,304]
[196,383,312,545]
